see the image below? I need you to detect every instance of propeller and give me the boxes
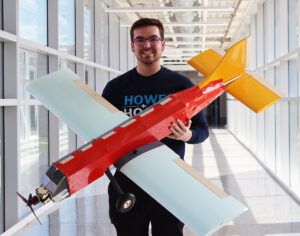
[16,192,42,225]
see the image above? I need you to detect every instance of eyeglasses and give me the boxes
[133,36,162,46]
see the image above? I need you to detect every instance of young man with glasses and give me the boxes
[102,18,209,236]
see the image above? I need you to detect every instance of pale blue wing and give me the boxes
[26,69,128,141]
[120,143,247,236]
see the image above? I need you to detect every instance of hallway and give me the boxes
[11,129,300,236]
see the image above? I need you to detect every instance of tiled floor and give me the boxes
[15,129,300,236]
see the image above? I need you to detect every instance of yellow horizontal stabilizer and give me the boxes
[226,72,285,113]
[188,37,285,113]
[187,48,224,77]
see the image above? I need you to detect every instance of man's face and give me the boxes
[131,26,165,65]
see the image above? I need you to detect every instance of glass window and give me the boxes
[0,107,3,233]
[18,49,48,219]
[288,59,299,194]
[19,0,47,45]
[0,42,3,233]
[255,14,258,68]
[19,49,48,99]
[58,0,75,55]
[274,0,280,58]
[99,2,109,66]
[288,59,298,98]
[85,66,95,90]
[58,59,76,157]
[58,59,76,72]
[289,99,299,193]
[0,0,2,30]
[98,70,110,93]
[18,105,49,219]
[59,119,76,157]
[275,66,280,175]
[109,14,120,71]
[298,0,300,48]
[84,0,95,61]
[263,2,267,64]
[0,44,3,100]
[288,0,299,52]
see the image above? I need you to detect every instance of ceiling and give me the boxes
[105,0,255,72]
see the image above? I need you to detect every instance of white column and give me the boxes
[278,0,288,56]
[76,63,86,147]
[109,13,120,79]
[256,4,265,161]
[127,29,135,70]
[250,14,256,70]
[95,0,103,94]
[75,0,85,147]
[249,12,258,153]
[295,52,300,196]
[3,0,19,229]
[95,0,101,65]
[265,0,274,63]
[76,0,84,59]
[264,0,275,172]
[48,0,59,164]
[276,0,289,186]
[277,62,289,185]
[256,3,264,68]
[120,26,128,72]
[265,69,275,171]
[47,1,62,234]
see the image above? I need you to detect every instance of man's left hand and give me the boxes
[167,119,192,142]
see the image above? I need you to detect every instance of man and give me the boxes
[102,18,208,236]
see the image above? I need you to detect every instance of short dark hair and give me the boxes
[130,18,164,42]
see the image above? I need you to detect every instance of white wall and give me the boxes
[227,0,300,197]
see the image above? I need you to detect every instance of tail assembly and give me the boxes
[188,37,285,113]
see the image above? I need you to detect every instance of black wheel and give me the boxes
[116,193,136,213]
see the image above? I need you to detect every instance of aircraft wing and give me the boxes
[26,69,247,235]
[118,142,246,236]
[26,69,129,141]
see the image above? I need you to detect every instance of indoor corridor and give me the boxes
[8,129,300,236]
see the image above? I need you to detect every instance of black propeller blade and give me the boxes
[16,192,42,225]
[16,192,28,204]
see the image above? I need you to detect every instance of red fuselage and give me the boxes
[54,80,225,194]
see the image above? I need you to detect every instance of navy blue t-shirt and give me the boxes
[102,66,208,159]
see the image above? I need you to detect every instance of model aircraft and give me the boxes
[16,37,284,235]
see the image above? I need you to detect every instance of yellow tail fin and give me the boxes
[188,37,285,113]
[187,47,224,77]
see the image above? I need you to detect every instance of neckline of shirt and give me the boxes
[133,66,165,80]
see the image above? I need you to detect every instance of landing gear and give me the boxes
[116,192,136,213]
[105,169,136,213]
